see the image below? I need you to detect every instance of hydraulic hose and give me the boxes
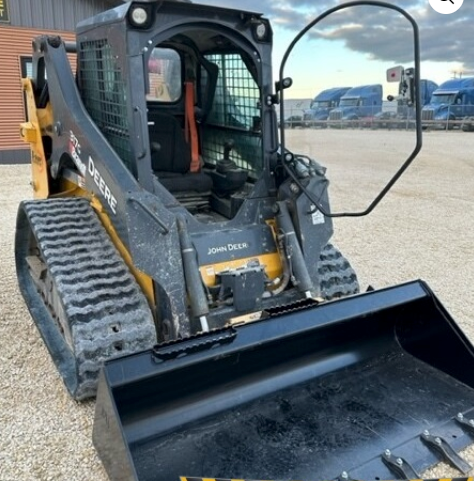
[265,232,291,296]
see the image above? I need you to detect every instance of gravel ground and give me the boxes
[1,130,473,480]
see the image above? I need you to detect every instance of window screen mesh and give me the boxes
[203,53,262,174]
[78,40,134,173]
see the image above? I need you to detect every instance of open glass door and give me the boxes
[278,1,421,217]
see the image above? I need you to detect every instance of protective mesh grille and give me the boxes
[78,39,133,173]
[203,53,262,174]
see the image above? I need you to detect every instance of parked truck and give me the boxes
[421,77,474,129]
[375,78,438,129]
[328,84,383,126]
[302,87,351,127]
[420,79,439,106]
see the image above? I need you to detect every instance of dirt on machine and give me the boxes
[14,0,474,480]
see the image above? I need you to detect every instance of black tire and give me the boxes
[318,243,359,300]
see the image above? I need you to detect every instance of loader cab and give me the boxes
[144,38,265,219]
[76,1,275,221]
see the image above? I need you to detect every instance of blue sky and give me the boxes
[198,0,472,98]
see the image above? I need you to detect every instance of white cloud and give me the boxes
[199,0,474,75]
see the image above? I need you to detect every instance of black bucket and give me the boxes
[93,280,474,481]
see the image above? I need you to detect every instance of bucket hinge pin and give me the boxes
[421,431,472,474]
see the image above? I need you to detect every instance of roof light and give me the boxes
[255,23,267,40]
[252,19,270,42]
[131,7,148,26]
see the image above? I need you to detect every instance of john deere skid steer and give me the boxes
[15,0,474,480]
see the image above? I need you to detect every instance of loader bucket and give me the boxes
[93,280,474,481]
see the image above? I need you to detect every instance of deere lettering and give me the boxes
[208,243,249,256]
[88,157,117,214]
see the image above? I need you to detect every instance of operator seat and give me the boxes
[149,112,212,193]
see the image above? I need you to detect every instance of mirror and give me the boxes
[279,1,421,216]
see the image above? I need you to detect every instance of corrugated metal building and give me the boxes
[0,0,121,164]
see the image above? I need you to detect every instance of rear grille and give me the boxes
[78,39,133,174]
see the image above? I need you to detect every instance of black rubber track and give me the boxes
[15,197,156,400]
[318,243,359,300]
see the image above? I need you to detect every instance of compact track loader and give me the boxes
[15,0,474,480]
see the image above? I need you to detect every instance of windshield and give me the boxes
[339,98,359,107]
[311,100,331,108]
[430,93,456,105]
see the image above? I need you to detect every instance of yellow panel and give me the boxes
[56,178,87,198]
[20,78,50,199]
[199,252,283,287]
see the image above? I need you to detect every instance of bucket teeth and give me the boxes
[382,450,420,479]
[421,431,472,474]
[456,412,474,435]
